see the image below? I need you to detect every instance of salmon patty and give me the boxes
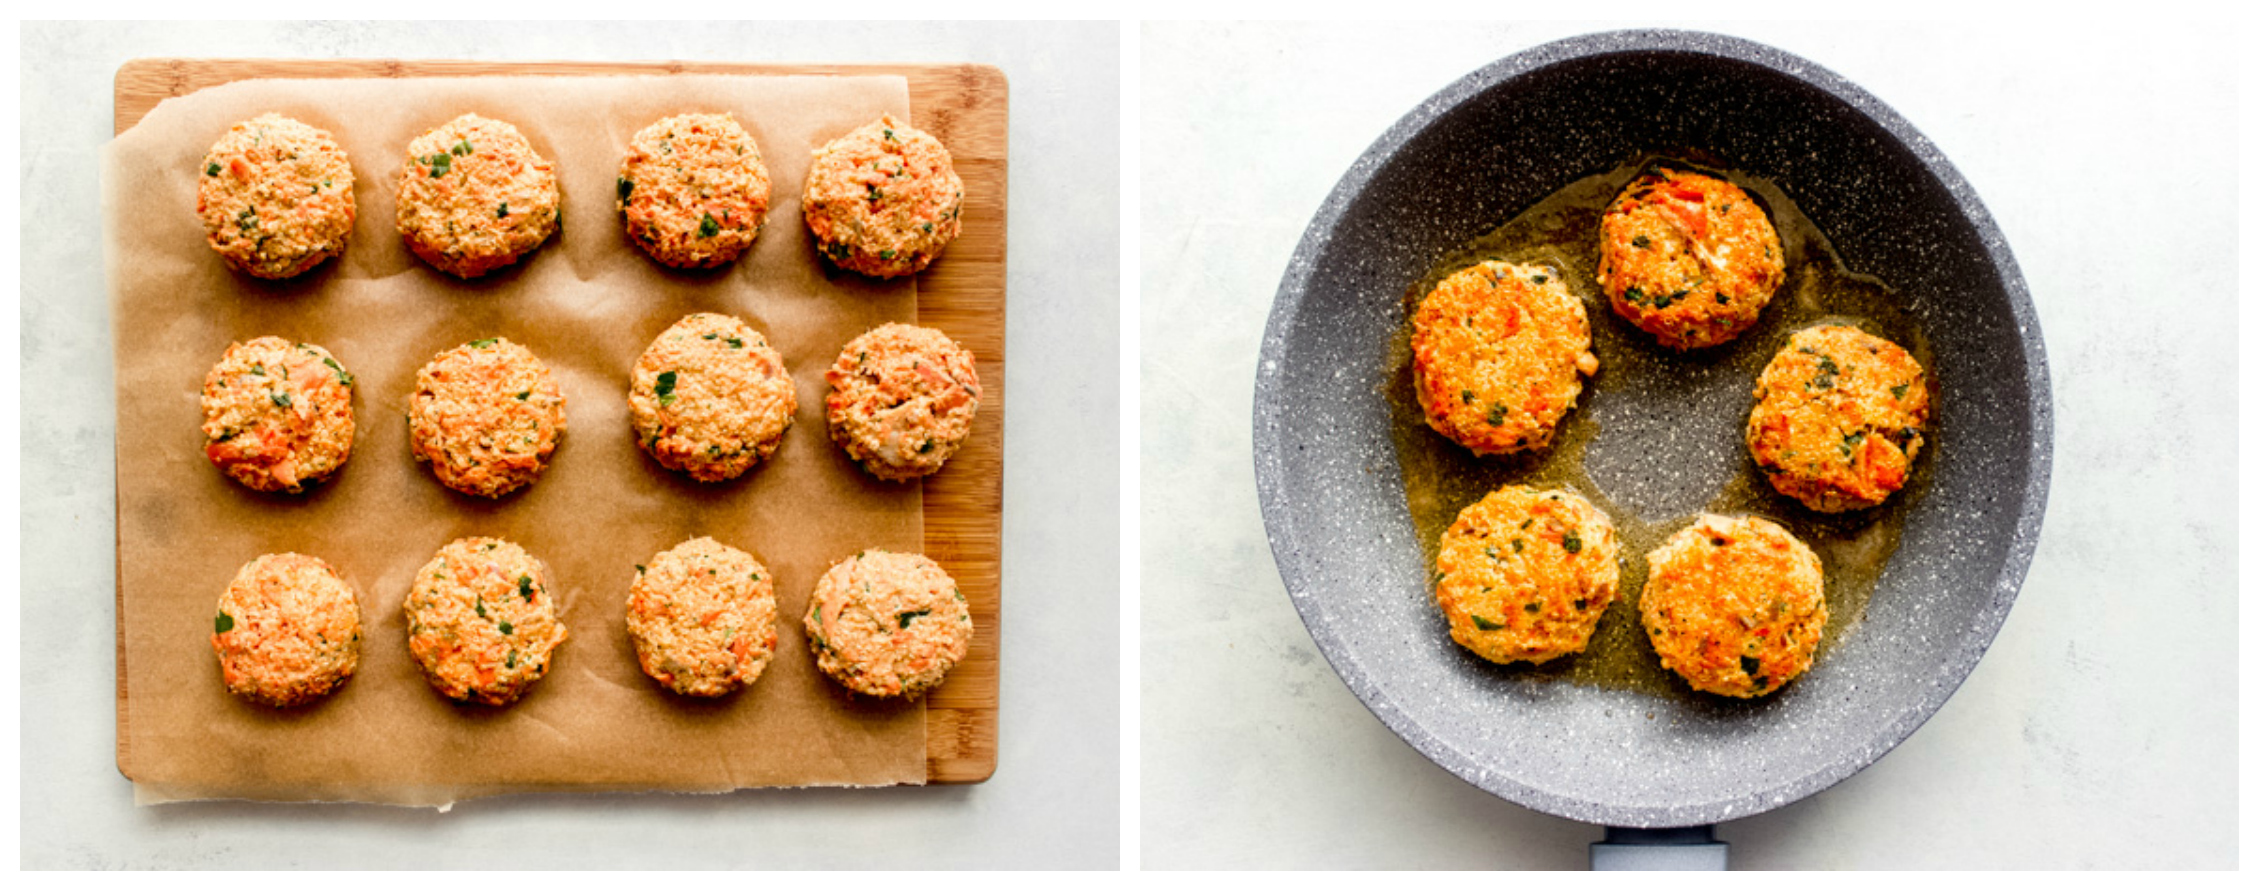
[1596,167,1785,349]
[407,337,568,498]
[802,115,965,278]
[825,323,980,482]
[1640,514,1826,698]
[395,113,560,278]
[1432,485,1621,665]
[804,550,972,699]
[629,313,796,482]
[196,113,357,279]
[1410,260,1597,456]
[199,336,356,493]
[1747,325,1931,512]
[626,537,780,697]
[211,552,362,707]
[618,112,771,268]
[404,537,569,705]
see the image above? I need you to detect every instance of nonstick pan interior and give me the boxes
[1253,30,2050,828]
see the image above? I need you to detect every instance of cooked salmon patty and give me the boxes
[1596,167,1785,349]
[1409,260,1597,456]
[1747,325,1931,512]
[1432,485,1621,665]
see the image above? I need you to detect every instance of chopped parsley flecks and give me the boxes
[698,212,720,238]
[1471,614,1506,631]
[655,370,678,406]
[1810,354,1840,390]
[215,611,235,633]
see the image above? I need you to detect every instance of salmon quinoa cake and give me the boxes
[1596,167,1786,349]
[617,113,771,269]
[404,537,569,706]
[1640,514,1826,698]
[1747,325,1932,512]
[1410,260,1598,456]
[825,323,981,482]
[629,314,796,482]
[407,337,568,498]
[200,336,357,493]
[395,113,560,278]
[625,537,780,697]
[211,553,362,708]
[1432,485,1621,665]
[801,115,965,278]
[195,113,357,279]
[804,550,973,699]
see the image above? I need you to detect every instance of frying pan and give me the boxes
[1252,30,2051,861]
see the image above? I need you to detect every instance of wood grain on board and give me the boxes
[114,58,1004,784]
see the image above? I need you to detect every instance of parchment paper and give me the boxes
[104,73,932,805]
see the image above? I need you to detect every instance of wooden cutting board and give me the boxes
[113,58,1003,785]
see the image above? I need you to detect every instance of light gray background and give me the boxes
[1141,21,2235,868]
[21,21,1120,869]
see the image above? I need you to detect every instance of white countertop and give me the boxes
[20,21,1121,869]
[1138,21,2236,868]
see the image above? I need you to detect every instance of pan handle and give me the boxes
[1589,825,1728,870]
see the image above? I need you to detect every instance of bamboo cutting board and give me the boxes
[113,58,1003,785]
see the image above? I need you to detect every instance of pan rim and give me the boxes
[1252,28,2053,828]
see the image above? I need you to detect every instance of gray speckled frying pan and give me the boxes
[1253,30,2051,842]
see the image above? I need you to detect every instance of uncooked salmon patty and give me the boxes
[404,537,568,706]
[618,112,771,268]
[211,552,362,708]
[407,337,567,498]
[626,537,780,697]
[1410,260,1598,456]
[803,550,972,699]
[1596,167,1785,349]
[1746,325,1931,512]
[395,113,560,278]
[825,323,980,482]
[629,313,796,482]
[199,336,357,493]
[1640,514,1825,698]
[195,113,357,279]
[1432,485,1621,665]
[802,115,965,278]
